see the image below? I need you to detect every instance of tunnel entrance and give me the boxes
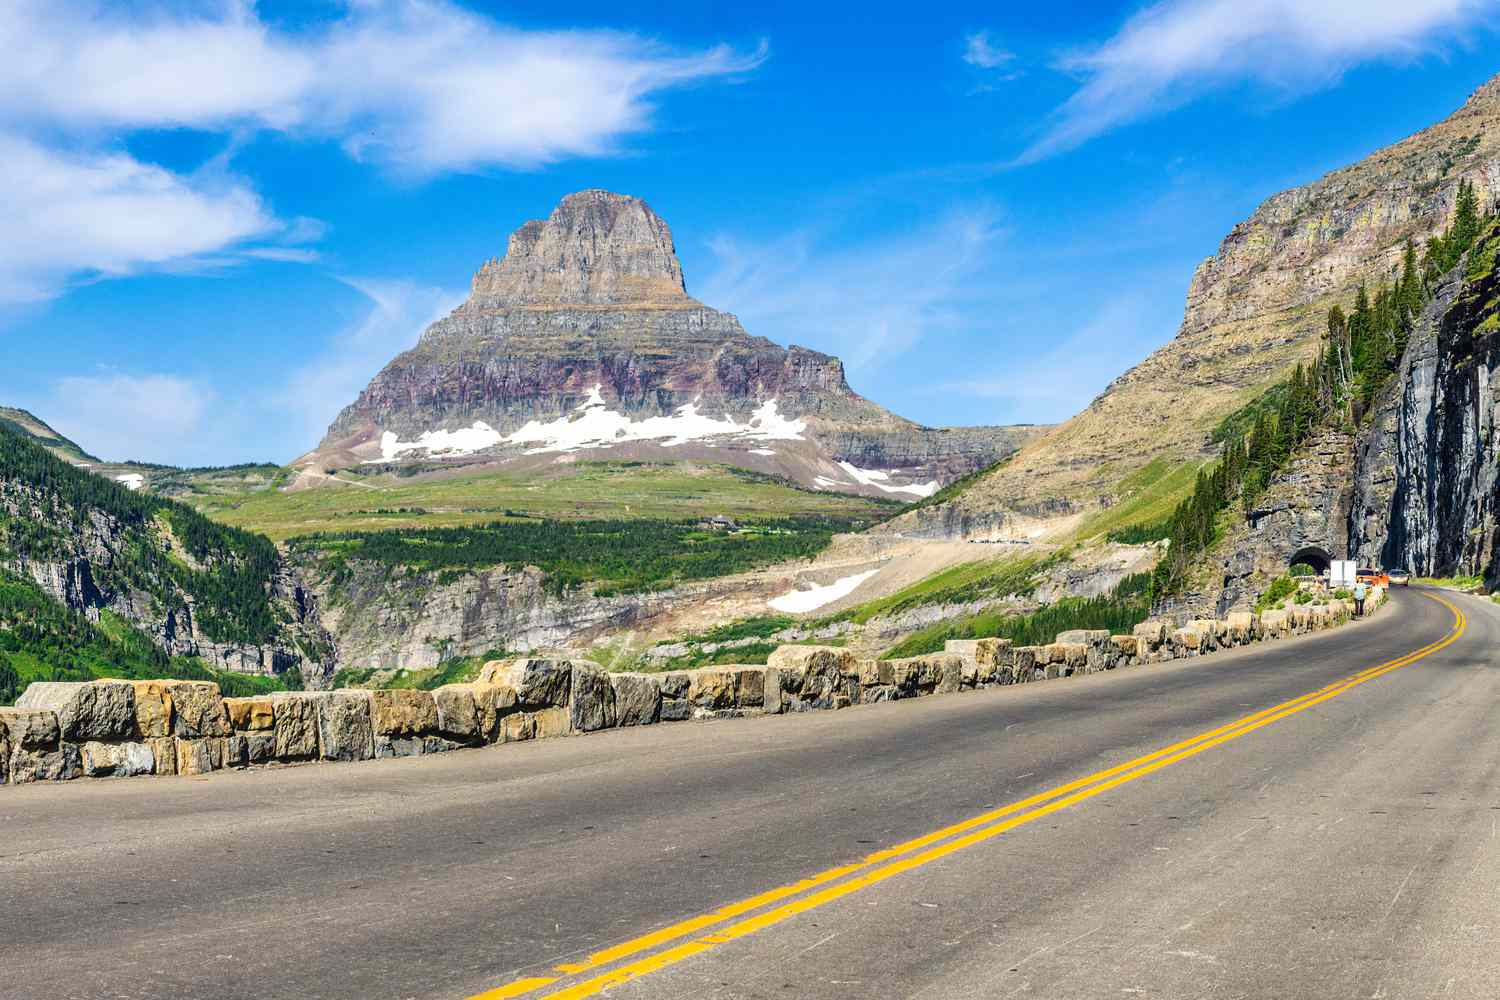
[1288,546,1332,576]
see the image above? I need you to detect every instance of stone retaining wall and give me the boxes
[0,589,1385,786]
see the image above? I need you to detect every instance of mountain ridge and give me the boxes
[303,190,1045,499]
[890,71,1500,539]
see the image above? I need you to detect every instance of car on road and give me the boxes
[1356,568,1390,587]
[1388,569,1411,586]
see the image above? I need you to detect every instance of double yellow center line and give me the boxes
[471,593,1466,1000]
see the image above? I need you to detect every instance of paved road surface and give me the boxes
[3,587,1496,999]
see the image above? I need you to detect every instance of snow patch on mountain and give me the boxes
[115,473,145,491]
[504,385,807,455]
[379,422,503,461]
[835,461,939,498]
[768,569,880,613]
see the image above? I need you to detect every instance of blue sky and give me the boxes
[2,0,1497,466]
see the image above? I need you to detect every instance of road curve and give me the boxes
[3,587,1496,1000]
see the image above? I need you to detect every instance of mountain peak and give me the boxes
[1458,71,1500,116]
[469,189,692,308]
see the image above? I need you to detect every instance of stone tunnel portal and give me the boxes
[1289,546,1332,576]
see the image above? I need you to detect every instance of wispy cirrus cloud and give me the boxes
[962,31,1014,70]
[698,205,1004,372]
[1022,0,1496,162]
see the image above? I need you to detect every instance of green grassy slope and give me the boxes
[191,462,897,542]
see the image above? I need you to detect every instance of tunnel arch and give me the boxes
[1288,546,1332,576]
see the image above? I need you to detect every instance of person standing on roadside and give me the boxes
[1353,579,1368,617]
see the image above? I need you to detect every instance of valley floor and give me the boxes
[3,588,1493,999]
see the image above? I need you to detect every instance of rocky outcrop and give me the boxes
[1349,241,1500,577]
[0,478,335,685]
[891,72,1500,537]
[308,189,1041,497]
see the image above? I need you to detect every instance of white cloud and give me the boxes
[1023,0,1495,162]
[279,277,465,450]
[0,134,276,303]
[698,206,1003,370]
[963,31,1014,69]
[0,0,765,175]
[42,373,216,465]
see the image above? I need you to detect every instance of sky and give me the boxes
[1,0,1498,466]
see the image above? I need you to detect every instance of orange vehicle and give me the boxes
[1355,567,1390,587]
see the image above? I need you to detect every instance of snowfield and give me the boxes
[768,569,881,613]
[376,386,809,460]
[835,461,939,498]
[115,473,145,491]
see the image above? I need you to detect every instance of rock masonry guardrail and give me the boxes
[0,589,1384,786]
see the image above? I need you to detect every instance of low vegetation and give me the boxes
[295,516,868,597]
[0,570,288,705]
[830,553,1063,626]
[880,573,1153,658]
[192,461,896,541]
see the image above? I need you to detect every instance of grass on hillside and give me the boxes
[880,573,1153,658]
[191,461,897,541]
[0,570,290,705]
[1414,574,1485,590]
[829,553,1062,626]
[330,650,505,691]
[1075,457,1209,543]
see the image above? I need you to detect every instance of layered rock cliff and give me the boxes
[1186,218,1500,614]
[308,189,1042,498]
[890,73,1500,538]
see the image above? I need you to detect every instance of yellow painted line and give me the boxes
[468,979,561,1000]
[470,594,1463,1000]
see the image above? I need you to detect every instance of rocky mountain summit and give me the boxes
[307,189,1042,499]
[891,72,1500,537]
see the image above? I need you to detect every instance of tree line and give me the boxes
[1153,180,1492,599]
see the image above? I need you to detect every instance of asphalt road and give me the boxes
[3,587,1496,1000]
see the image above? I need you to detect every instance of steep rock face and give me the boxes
[1348,252,1500,576]
[1189,224,1500,614]
[312,190,1040,497]
[890,73,1500,537]
[309,559,755,671]
[0,480,335,683]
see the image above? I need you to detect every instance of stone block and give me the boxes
[1260,609,1289,637]
[531,706,571,739]
[165,681,229,738]
[0,708,60,749]
[147,737,177,775]
[245,732,275,764]
[857,660,894,687]
[497,711,535,743]
[0,735,7,785]
[1011,646,1039,682]
[175,737,224,776]
[1225,611,1259,643]
[1173,627,1203,652]
[1133,621,1168,648]
[432,685,480,740]
[318,690,375,762]
[570,665,618,732]
[1055,629,1110,646]
[609,673,662,727]
[659,698,692,722]
[369,689,439,737]
[10,743,81,783]
[271,692,321,759]
[765,645,855,697]
[936,657,964,694]
[764,666,784,714]
[224,696,274,733]
[1110,635,1140,658]
[477,658,572,708]
[1058,643,1089,672]
[127,680,174,739]
[656,671,691,699]
[80,741,155,778]
[17,681,135,742]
